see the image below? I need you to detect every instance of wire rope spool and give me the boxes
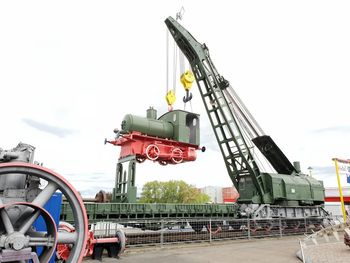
[0,162,88,263]
[145,144,160,161]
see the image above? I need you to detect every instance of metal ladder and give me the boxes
[192,54,265,198]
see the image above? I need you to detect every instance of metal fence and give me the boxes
[91,217,323,248]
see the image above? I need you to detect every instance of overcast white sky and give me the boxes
[1,1,350,197]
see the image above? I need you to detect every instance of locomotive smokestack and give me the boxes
[147,107,157,119]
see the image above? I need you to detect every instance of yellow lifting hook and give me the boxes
[180,70,195,90]
[165,89,176,110]
[181,70,194,103]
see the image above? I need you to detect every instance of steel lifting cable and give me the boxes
[233,105,271,173]
[179,48,190,111]
[165,27,176,110]
[175,6,186,90]
[172,8,185,98]
[166,8,185,111]
[166,7,195,112]
[172,39,178,95]
[180,47,193,112]
[178,9,195,112]
[166,27,169,94]
[224,85,274,173]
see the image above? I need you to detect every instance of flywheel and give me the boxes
[0,162,88,263]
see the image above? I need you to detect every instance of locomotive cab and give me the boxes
[158,110,200,146]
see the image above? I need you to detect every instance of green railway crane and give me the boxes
[165,17,325,218]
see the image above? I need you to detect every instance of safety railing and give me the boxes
[90,217,324,248]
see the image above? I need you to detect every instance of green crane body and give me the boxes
[165,17,324,206]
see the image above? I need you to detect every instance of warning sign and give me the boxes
[337,162,350,184]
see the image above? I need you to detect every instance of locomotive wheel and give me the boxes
[171,148,183,164]
[145,144,160,161]
[0,162,88,263]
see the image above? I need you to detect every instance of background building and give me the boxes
[200,186,239,203]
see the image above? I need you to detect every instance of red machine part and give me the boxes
[107,132,201,165]
[56,222,76,261]
[57,222,125,261]
[57,222,94,260]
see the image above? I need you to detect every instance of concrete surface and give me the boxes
[84,236,304,263]
[302,242,350,263]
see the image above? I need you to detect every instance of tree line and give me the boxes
[139,180,210,204]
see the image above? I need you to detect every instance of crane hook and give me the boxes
[183,91,193,103]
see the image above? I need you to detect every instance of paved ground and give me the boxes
[302,242,350,263]
[84,236,305,263]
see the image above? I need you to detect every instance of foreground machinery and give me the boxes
[0,143,88,262]
[61,17,328,232]
[0,144,125,262]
